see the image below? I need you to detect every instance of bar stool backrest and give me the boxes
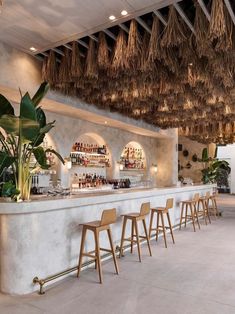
[166,198,174,210]
[140,202,150,216]
[100,208,117,226]
[193,193,200,201]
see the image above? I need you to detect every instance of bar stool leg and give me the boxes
[202,200,208,225]
[160,211,167,248]
[179,203,184,230]
[185,204,188,228]
[206,200,211,224]
[194,202,200,230]
[166,212,175,244]
[156,213,160,241]
[190,203,196,232]
[94,229,102,283]
[134,219,141,262]
[119,216,127,258]
[131,219,135,253]
[142,219,152,256]
[149,209,154,238]
[107,228,119,275]
[77,226,87,278]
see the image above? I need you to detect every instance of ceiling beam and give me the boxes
[135,17,151,33]
[173,3,195,34]
[224,0,235,25]
[153,10,167,26]
[197,0,211,21]
[103,29,117,41]
[77,39,89,49]
[119,23,129,34]
[52,47,64,56]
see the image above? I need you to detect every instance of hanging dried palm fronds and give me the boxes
[97,32,110,71]
[41,57,48,81]
[126,20,141,70]
[146,15,162,70]
[84,38,98,79]
[161,5,187,47]
[209,0,231,48]
[140,31,150,72]
[193,1,212,57]
[58,48,72,83]
[111,29,127,76]
[46,50,58,86]
[71,41,83,79]
[215,4,233,52]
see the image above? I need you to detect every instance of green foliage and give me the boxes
[0,82,64,201]
[1,181,20,199]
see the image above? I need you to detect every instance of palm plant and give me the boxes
[0,82,64,201]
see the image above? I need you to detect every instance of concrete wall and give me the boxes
[178,136,206,183]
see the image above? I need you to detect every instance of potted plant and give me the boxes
[0,82,64,201]
[199,147,231,185]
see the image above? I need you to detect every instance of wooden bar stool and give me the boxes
[179,193,200,232]
[77,208,119,283]
[197,192,211,225]
[208,191,219,218]
[119,202,152,262]
[149,198,175,248]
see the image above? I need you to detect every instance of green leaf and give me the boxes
[0,115,40,142]
[0,151,15,177]
[39,121,55,134]
[45,148,65,165]
[33,147,50,169]
[201,148,208,161]
[32,82,49,107]
[36,107,46,128]
[20,93,37,121]
[0,94,14,117]
[214,146,218,159]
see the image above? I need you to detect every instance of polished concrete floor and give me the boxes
[1,194,235,314]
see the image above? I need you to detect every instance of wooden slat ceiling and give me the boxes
[0,0,177,54]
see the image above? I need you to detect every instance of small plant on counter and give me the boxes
[0,82,64,201]
[0,181,19,200]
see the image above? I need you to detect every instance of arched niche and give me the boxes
[70,132,112,178]
[120,141,147,170]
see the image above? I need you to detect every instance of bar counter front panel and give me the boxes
[0,184,214,295]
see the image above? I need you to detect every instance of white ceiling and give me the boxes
[0,0,177,53]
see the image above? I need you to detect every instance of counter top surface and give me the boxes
[0,184,215,215]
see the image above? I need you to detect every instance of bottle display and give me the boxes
[70,141,110,168]
[120,145,145,170]
[70,173,108,191]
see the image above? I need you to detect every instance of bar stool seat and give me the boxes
[149,198,175,248]
[77,208,119,284]
[119,202,152,262]
[179,193,200,232]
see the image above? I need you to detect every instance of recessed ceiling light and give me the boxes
[104,121,108,124]
[30,47,37,52]
[121,10,128,16]
[109,15,116,21]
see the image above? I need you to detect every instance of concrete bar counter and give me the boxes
[0,184,214,295]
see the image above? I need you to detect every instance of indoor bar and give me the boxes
[0,0,234,313]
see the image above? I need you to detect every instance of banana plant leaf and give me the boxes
[45,148,65,165]
[32,147,50,169]
[0,95,14,117]
[0,151,15,177]
[32,82,49,107]
[0,115,40,142]
[20,93,37,121]
[36,107,46,128]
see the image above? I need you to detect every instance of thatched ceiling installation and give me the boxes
[37,0,235,144]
